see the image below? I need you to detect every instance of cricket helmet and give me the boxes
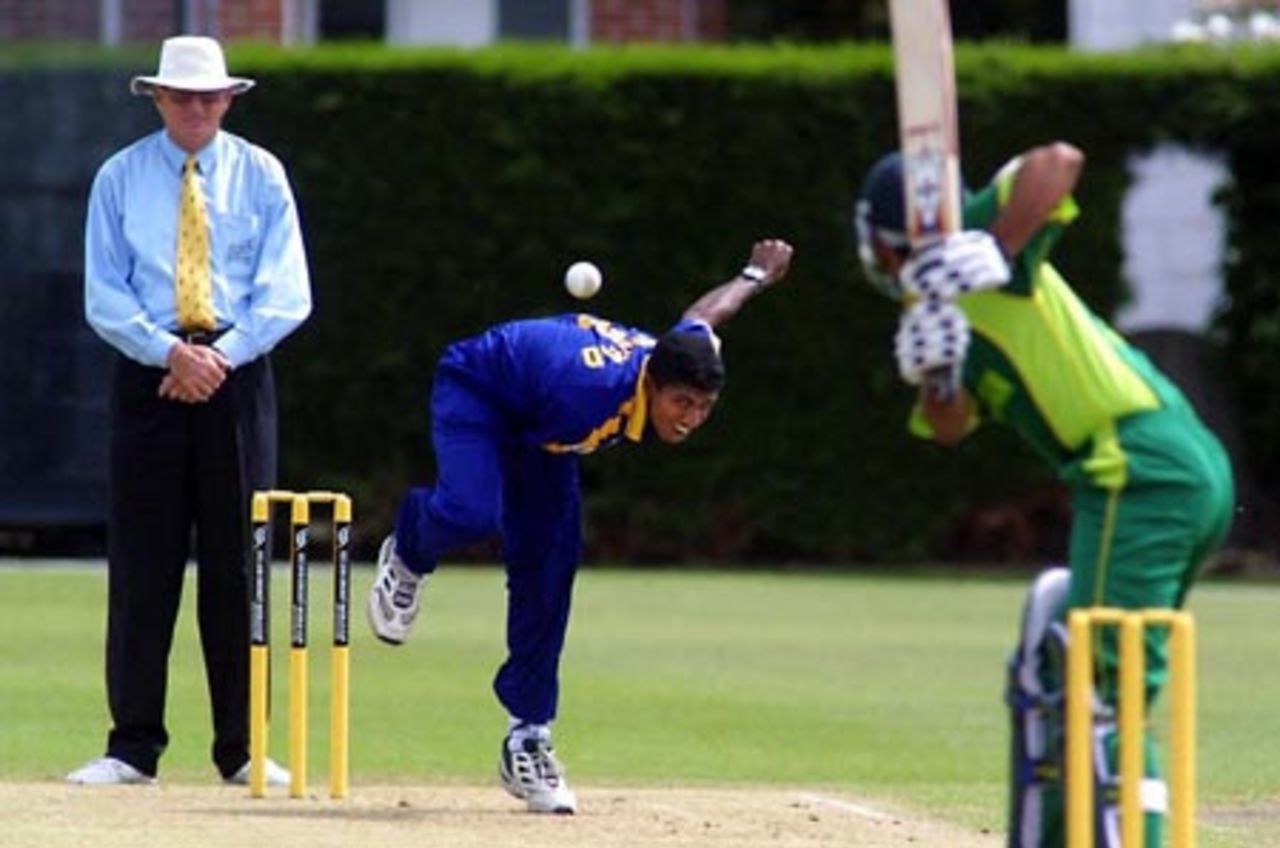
[853,152,911,301]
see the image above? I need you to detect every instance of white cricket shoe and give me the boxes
[66,756,155,785]
[225,757,291,787]
[367,534,424,645]
[499,733,577,814]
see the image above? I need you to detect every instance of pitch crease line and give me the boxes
[796,792,894,821]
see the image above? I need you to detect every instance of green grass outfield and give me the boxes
[1,562,1276,846]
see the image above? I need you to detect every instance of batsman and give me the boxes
[854,141,1235,847]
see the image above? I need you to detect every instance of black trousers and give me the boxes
[104,353,276,778]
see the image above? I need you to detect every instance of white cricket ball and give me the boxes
[564,260,603,299]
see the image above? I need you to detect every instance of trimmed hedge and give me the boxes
[8,42,1280,562]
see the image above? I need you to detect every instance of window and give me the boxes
[320,0,385,39]
[499,0,569,39]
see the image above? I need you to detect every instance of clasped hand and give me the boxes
[159,341,230,403]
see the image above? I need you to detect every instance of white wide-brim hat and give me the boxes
[130,35,255,96]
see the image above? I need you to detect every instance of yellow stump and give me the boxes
[249,644,269,798]
[248,491,274,799]
[1119,614,1145,848]
[289,645,308,798]
[288,495,310,798]
[1066,610,1093,848]
[1066,608,1197,848]
[330,644,350,798]
[1169,614,1196,848]
[329,493,352,799]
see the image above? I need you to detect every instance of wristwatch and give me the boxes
[739,264,767,286]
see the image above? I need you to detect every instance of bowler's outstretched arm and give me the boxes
[682,239,793,328]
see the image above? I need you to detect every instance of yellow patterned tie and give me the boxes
[175,154,216,331]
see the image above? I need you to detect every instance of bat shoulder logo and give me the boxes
[905,147,946,236]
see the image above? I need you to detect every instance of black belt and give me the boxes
[178,327,230,345]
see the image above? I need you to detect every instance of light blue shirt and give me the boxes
[84,129,311,368]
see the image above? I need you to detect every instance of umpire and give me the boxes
[69,36,310,786]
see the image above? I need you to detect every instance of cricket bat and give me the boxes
[887,0,964,400]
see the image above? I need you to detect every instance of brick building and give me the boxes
[591,0,726,42]
[0,0,727,45]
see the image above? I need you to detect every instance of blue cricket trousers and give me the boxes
[393,371,583,725]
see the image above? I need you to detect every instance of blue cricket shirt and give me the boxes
[440,314,716,454]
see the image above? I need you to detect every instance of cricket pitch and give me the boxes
[5,783,1001,847]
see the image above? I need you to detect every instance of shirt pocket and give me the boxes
[211,212,260,280]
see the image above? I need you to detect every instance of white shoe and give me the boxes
[367,535,424,645]
[66,756,155,785]
[499,732,577,814]
[225,757,291,787]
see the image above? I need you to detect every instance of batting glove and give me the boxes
[894,299,970,386]
[900,230,1010,302]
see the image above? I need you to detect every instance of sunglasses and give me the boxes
[157,88,231,105]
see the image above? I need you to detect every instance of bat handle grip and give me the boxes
[924,364,959,402]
